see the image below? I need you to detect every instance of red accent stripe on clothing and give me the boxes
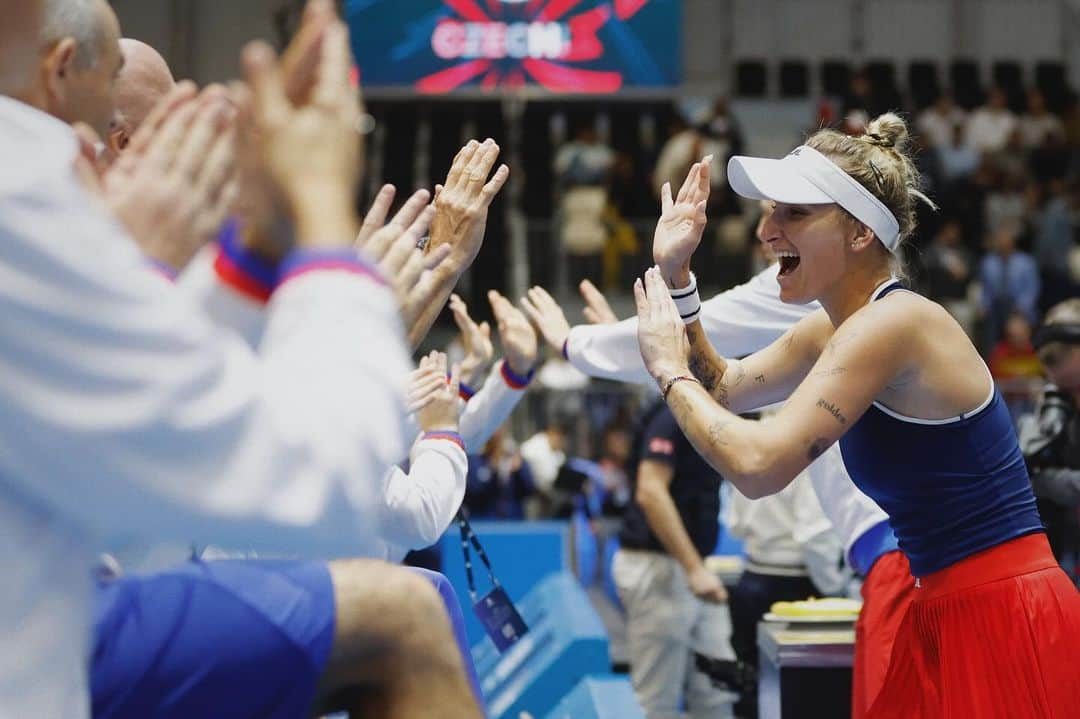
[422,431,465,451]
[214,249,273,303]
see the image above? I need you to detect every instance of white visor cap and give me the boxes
[727,145,901,253]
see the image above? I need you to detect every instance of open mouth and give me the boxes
[777,250,801,276]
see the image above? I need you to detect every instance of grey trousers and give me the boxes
[613,549,737,719]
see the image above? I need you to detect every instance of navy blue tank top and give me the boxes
[838,281,1044,576]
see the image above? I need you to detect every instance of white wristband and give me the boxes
[668,271,701,324]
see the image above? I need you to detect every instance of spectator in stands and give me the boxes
[596,422,633,515]
[613,399,737,719]
[1033,179,1080,310]
[464,426,536,520]
[520,420,568,498]
[989,311,1043,419]
[1019,88,1064,149]
[923,218,976,336]
[917,92,966,148]
[842,69,874,120]
[653,97,741,211]
[936,122,981,185]
[1019,299,1080,574]
[965,85,1018,154]
[556,121,615,287]
[980,219,1041,352]
[983,168,1029,236]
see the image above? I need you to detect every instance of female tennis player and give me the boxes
[634,112,1080,718]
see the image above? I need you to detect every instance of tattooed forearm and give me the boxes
[685,322,727,397]
[689,350,724,394]
[807,437,832,461]
[754,374,766,384]
[816,398,847,425]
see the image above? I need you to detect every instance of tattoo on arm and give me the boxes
[815,398,848,425]
[728,360,747,387]
[810,366,847,379]
[807,437,832,461]
[707,420,732,446]
[754,374,766,384]
[689,351,724,395]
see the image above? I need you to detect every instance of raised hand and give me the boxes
[520,285,572,354]
[447,294,494,387]
[427,139,510,273]
[240,0,363,247]
[489,290,538,377]
[105,83,238,272]
[653,156,712,288]
[579,279,619,325]
[399,139,511,350]
[410,351,462,433]
[634,267,691,384]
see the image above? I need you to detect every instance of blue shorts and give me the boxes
[91,559,336,719]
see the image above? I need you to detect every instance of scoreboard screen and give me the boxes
[345,0,682,93]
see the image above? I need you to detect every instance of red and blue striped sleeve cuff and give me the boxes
[500,360,535,389]
[213,220,278,303]
[277,248,386,289]
[421,431,465,450]
[147,258,178,282]
[458,382,476,401]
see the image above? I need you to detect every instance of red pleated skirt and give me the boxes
[867,533,1080,719]
[853,550,916,719]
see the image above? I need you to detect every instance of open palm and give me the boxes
[653,156,712,282]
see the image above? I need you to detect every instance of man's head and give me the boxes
[36,0,122,137]
[107,38,174,155]
[0,0,44,97]
[1036,299,1080,406]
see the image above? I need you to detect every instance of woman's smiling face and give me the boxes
[759,201,863,304]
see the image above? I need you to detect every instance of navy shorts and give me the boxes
[91,559,336,719]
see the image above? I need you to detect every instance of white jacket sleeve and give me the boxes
[564,264,821,384]
[0,100,411,558]
[174,240,268,349]
[791,474,848,596]
[459,360,531,453]
[380,434,468,559]
[804,443,890,563]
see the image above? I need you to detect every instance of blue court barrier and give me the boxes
[471,572,610,719]
[543,675,645,719]
[439,520,570,645]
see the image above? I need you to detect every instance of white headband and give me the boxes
[727,145,901,252]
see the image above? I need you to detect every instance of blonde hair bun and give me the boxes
[864,113,909,151]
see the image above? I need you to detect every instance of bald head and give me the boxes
[111,39,174,138]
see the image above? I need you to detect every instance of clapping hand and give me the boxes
[448,293,494,387]
[488,290,538,377]
[579,279,619,325]
[634,267,691,384]
[653,156,711,288]
[409,351,462,433]
[520,285,572,354]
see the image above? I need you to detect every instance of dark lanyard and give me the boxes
[457,511,499,603]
